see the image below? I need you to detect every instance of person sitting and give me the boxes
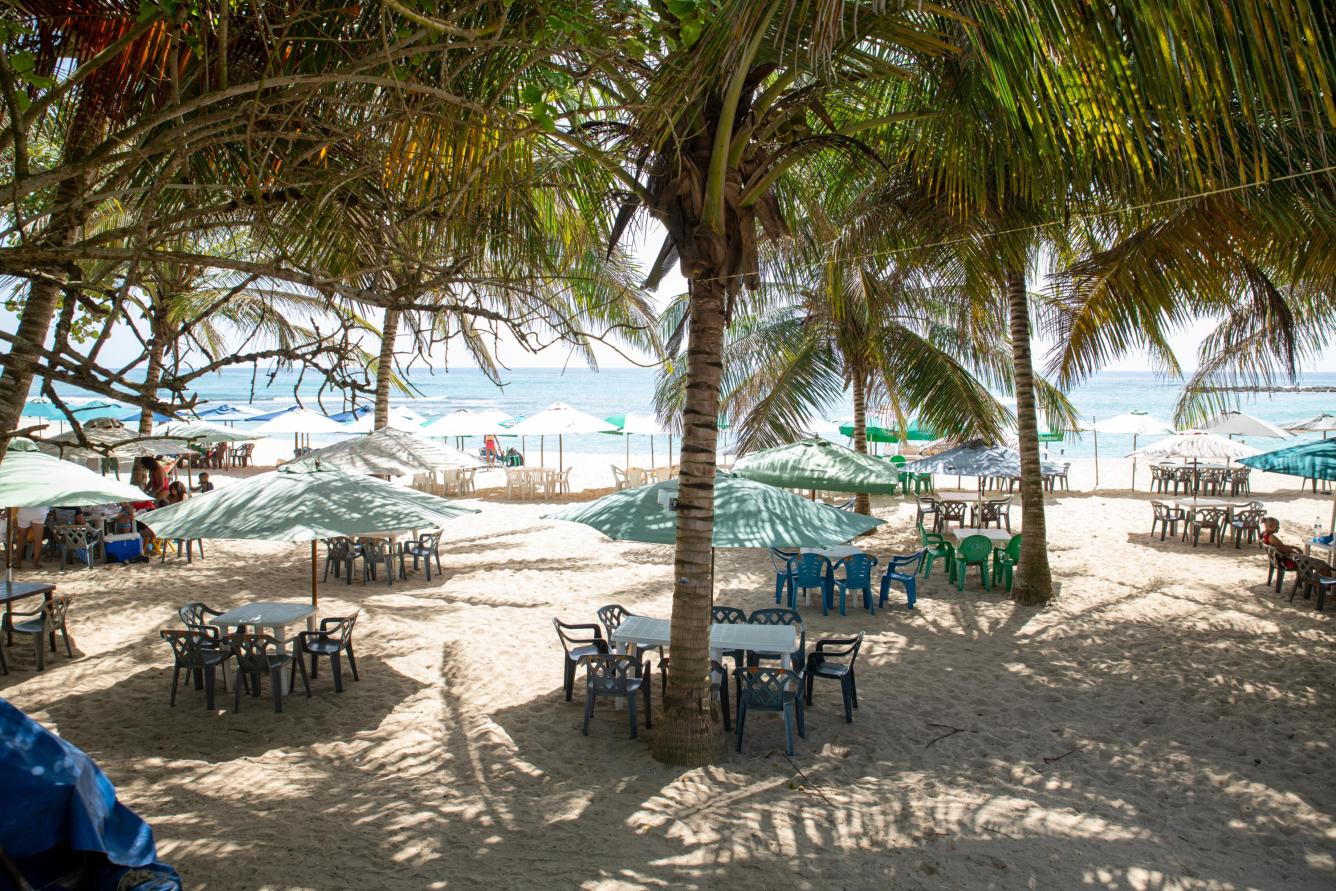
[111,503,137,535]
[193,471,214,493]
[166,480,189,504]
[505,447,523,467]
[1262,517,1302,567]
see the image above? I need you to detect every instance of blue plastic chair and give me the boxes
[831,554,878,616]
[734,667,806,755]
[789,553,832,612]
[879,550,926,610]
[769,548,799,607]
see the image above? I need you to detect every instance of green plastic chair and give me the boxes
[916,523,954,578]
[888,455,906,468]
[952,534,992,591]
[913,472,935,494]
[992,534,1022,591]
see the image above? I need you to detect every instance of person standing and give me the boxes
[14,506,49,569]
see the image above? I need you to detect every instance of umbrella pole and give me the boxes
[5,506,15,584]
[559,435,564,474]
[540,435,545,468]
[669,434,673,469]
[1093,425,1099,490]
[1131,434,1138,491]
[625,435,630,472]
[310,540,319,607]
[651,436,656,469]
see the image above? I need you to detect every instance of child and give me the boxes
[194,471,214,493]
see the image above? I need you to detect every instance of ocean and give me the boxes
[39,367,1336,459]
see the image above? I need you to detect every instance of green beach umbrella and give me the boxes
[732,437,902,494]
[0,438,146,507]
[545,473,882,548]
[838,418,937,444]
[1239,439,1336,538]
[142,462,478,604]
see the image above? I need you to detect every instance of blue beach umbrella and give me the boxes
[1240,439,1336,538]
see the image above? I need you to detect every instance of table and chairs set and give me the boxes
[1149,463,1251,498]
[320,529,444,586]
[611,465,678,490]
[555,602,863,756]
[1149,498,1266,548]
[504,466,573,500]
[161,600,361,712]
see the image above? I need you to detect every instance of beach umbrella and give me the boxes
[732,437,902,495]
[1239,439,1336,539]
[507,402,618,471]
[41,417,192,461]
[1286,413,1336,438]
[152,420,263,446]
[344,407,427,433]
[327,405,374,424]
[545,474,881,548]
[119,410,175,424]
[1126,430,1261,462]
[420,408,514,438]
[839,418,938,444]
[299,427,482,477]
[248,407,348,454]
[141,463,477,604]
[1202,410,1293,440]
[905,440,1064,478]
[195,403,261,423]
[1090,411,1176,489]
[21,398,123,422]
[604,411,674,470]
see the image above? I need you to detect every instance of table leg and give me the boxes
[45,590,56,652]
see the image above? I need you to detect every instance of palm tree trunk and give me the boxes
[374,308,401,431]
[1005,266,1053,604]
[650,277,727,767]
[850,370,871,515]
[131,302,170,487]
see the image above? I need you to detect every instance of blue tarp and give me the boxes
[0,697,180,890]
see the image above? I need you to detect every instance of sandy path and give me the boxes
[2,457,1332,889]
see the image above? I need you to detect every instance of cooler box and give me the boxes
[103,533,142,563]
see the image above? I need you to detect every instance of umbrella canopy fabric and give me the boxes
[152,420,263,445]
[195,403,260,421]
[299,428,483,476]
[1091,411,1176,436]
[604,411,673,436]
[839,418,938,443]
[904,440,1065,477]
[1286,412,1336,434]
[420,408,514,437]
[0,439,147,507]
[1202,411,1293,439]
[141,463,477,543]
[42,417,192,459]
[1239,438,1336,482]
[507,402,618,436]
[1126,431,1261,461]
[21,399,123,421]
[327,406,374,423]
[545,474,881,548]
[344,407,427,433]
[732,437,902,494]
[120,410,174,424]
[247,407,348,435]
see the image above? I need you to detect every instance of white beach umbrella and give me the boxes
[420,408,515,437]
[1201,410,1293,439]
[249,407,348,455]
[1286,413,1336,437]
[300,427,483,477]
[344,407,426,433]
[1089,411,1176,490]
[1127,430,1261,462]
[507,402,618,471]
[153,420,263,445]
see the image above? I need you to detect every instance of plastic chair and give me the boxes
[992,534,1023,592]
[553,619,609,701]
[1150,502,1185,541]
[51,525,98,570]
[1263,544,1292,593]
[402,531,444,580]
[227,633,309,713]
[936,500,967,532]
[912,472,935,494]
[973,497,1012,531]
[735,667,805,755]
[769,548,799,607]
[296,612,360,693]
[879,551,925,610]
[917,523,954,577]
[1230,508,1266,548]
[952,535,993,591]
[804,632,864,722]
[4,595,74,672]
[831,553,878,616]
[914,495,939,529]
[322,537,366,584]
[1186,507,1229,547]
[746,608,805,669]
[581,654,651,739]
[788,553,831,611]
[160,627,230,709]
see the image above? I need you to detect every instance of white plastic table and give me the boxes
[1171,497,1253,519]
[352,529,414,585]
[950,527,1013,546]
[209,602,315,648]
[612,615,799,669]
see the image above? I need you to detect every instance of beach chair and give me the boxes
[1185,507,1228,547]
[1230,507,1266,549]
[553,619,609,701]
[161,627,230,709]
[746,608,805,669]
[992,534,1023,592]
[1289,556,1334,607]
[951,535,992,591]
[5,595,75,672]
[580,654,651,739]
[804,632,864,723]
[51,524,98,570]
[625,467,649,488]
[916,523,954,577]
[1262,544,1292,593]
[734,667,805,756]
[878,551,925,610]
[787,553,831,612]
[322,537,366,584]
[973,497,1012,531]
[936,499,967,532]
[831,554,878,617]
[402,531,444,580]
[769,548,799,607]
[227,633,310,713]
[296,612,360,693]
[1150,501,1185,541]
[611,465,627,490]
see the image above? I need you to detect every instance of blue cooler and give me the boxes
[103,533,142,563]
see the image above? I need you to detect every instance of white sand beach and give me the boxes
[2,455,1333,889]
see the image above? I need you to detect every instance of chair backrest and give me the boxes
[178,602,213,627]
[939,500,967,522]
[553,618,602,654]
[43,595,72,629]
[917,523,945,547]
[626,468,648,487]
[1151,501,1169,519]
[1005,534,1023,560]
[161,627,216,668]
[888,455,906,467]
[887,550,926,575]
[417,530,443,548]
[229,633,284,672]
[957,535,993,563]
[814,631,865,666]
[611,465,625,486]
[1195,507,1229,525]
[323,611,360,647]
[915,495,938,513]
[793,553,830,585]
[51,524,93,547]
[748,607,802,627]
[736,667,801,709]
[834,553,878,584]
[583,654,641,694]
[711,605,747,624]
[596,604,631,640]
[1233,508,1265,527]
[768,548,798,572]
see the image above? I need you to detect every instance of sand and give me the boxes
[2,454,1333,890]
